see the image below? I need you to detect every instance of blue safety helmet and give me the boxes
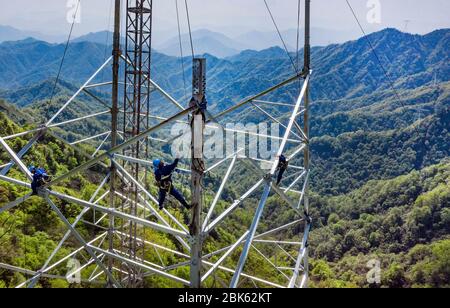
[153,159,161,169]
[29,166,36,173]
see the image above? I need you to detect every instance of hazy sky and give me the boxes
[0,0,449,41]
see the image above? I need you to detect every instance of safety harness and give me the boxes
[156,173,173,192]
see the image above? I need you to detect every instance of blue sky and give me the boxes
[0,0,449,40]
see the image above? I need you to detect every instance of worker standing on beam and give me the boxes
[153,158,191,211]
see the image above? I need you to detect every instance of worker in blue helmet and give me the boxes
[29,166,50,195]
[153,158,190,211]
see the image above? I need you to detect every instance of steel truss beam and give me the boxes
[0,1,313,288]
[230,74,311,288]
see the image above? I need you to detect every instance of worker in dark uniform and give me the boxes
[153,158,190,211]
[276,155,289,185]
[30,166,50,195]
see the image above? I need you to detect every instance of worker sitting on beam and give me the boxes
[153,158,191,211]
[29,166,50,195]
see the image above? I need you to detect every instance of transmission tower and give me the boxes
[119,0,154,287]
[0,0,313,289]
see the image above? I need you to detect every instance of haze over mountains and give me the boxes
[2,24,374,57]
[0,28,448,111]
[0,25,66,43]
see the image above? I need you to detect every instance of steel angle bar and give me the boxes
[46,56,113,126]
[251,102,303,141]
[253,240,302,245]
[44,196,121,288]
[288,144,306,161]
[15,231,108,288]
[114,154,190,174]
[114,190,191,251]
[113,161,190,237]
[242,158,299,213]
[255,219,304,240]
[120,54,185,111]
[2,128,44,141]
[114,230,189,259]
[70,131,111,146]
[230,74,310,288]
[230,184,271,288]
[0,137,33,180]
[203,178,265,234]
[297,171,310,210]
[288,222,311,288]
[0,174,30,188]
[253,100,297,108]
[248,157,305,171]
[93,133,111,157]
[82,89,111,109]
[89,246,190,286]
[47,106,194,187]
[284,170,307,194]
[48,110,110,129]
[201,231,250,283]
[27,173,111,287]
[84,81,113,89]
[203,155,237,231]
[202,259,286,289]
[205,149,244,173]
[1,130,45,176]
[0,263,102,286]
[213,73,305,122]
[0,193,32,214]
[48,189,189,238]
[251,244,291,281]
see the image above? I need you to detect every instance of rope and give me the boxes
[296,0,302,72]
[101,0,114,83]
[184,0,195,58]
[263,0,298,75]
[47,0,81,107]
[345,0,421,135]
[175,0,188,99]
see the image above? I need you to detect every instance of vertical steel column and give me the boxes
[190,58,207,288]
[121,0,153,287]
[108,0,122,287]
[302,0,312,288]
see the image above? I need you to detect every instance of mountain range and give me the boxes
[0,27,449,288]
[0,28,448,111]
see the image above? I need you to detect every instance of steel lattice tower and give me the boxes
[0,0,313,289]
[120,0,153,287]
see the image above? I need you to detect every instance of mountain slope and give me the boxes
[307,161,450,288]
[308,106,450,195]
[0,28,447,114]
